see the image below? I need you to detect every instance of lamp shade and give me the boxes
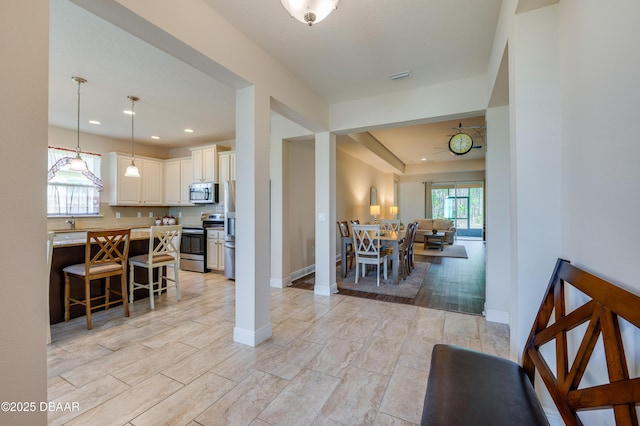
[390,206,398,215]
[280,0,339,26]
[370,205,381,216]
[125,162,140,177]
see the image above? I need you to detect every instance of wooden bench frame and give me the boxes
[522,259,640,425]
[422,258,640,425]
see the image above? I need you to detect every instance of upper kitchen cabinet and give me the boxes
[191,145,218,182]
[218,151,236,183]
[164,157,193,206]
[107,153,164,206]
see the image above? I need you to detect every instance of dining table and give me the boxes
[341,229,405,285]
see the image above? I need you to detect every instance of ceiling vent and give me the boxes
[389,71,411,81]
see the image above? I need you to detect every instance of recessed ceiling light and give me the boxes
[389,71,411,81]
[123,110,135,115]
[421,157,427,161]
[88,120,101,125]
[184,128,194,133]
[151,136,160,140]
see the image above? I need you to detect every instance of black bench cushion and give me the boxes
[420,344,549,426]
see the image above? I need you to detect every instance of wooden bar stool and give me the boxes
[63,228,131,330]
[128,225,182,309]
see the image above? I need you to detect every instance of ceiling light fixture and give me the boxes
[88,120,101,125]
[124,95,140,177]
[184,128,194,133]
[69,76,88,172]
[280,0,339,26]
[389,71,411,81]
[151,136,160,140]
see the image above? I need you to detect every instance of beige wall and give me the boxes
[0,2,49,423]
[288,140,315,273]
[287,142,395,276]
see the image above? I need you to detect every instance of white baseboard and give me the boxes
[233,323,272,347]
[290,264,315,282]
[485,309,509,324]
[314,282,338,296]
[270,276,291,288]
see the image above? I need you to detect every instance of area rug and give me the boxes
[337,261,430,299]
[413,244,468,259]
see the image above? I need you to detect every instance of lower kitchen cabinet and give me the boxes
[207,229,224,271]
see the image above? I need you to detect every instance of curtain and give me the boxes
[47,147,102,216]
[424,181,432,217]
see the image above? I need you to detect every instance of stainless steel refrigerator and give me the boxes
[223,180,236,280]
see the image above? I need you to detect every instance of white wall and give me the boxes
[0,2,49,424]
[485,105,511,324]
[508,5,562,355]
[559,0,640,290]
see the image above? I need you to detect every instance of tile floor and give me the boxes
[48,268,510,425]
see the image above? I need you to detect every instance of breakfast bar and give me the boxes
[48,228,157,324]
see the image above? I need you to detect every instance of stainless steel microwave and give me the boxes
[189,182,219,204]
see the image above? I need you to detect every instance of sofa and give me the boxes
[412,218,456,244]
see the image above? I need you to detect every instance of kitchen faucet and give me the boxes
[65,217,76,230]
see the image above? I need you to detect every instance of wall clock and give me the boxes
[448,133,474,155]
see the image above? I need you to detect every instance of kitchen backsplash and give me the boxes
[47,203,223,231]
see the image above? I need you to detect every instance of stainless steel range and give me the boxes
[180,225,206,272]
[179,213,225,273]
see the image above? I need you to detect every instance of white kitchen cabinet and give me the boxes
[218,151,236,182]
[207,229,224,271]
[191,145,217,182]
[218,151,235,205]
[108,153,164,206]
[164,157,193,206]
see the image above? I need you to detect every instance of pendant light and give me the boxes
[124,95,140,177]
[280,0,339,26]
[69,76,88,172]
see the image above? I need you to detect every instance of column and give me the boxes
[234,85,272,346]
[314,132,337,295]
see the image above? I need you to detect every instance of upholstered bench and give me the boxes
[420,258,640,426]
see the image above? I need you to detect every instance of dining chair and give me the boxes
[380,219,400,233]
[337,221,355,275]
[129,225,182,310]
[63,228,131,330]
[352,224,388,286]
[47,232,55,343]
[406,222,418,272]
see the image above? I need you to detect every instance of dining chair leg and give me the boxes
[84,278,92,330]
[104,276,111,311]
[148,266,155,310]
[129,263,135,304]
[174,266,181,301]
[64,273,71,322]
[121,272,129,318]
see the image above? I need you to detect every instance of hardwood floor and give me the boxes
[47,267,508,425]
[293,238,486,315]
[413,239,485,315]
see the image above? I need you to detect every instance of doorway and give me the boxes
[431,181,484,238]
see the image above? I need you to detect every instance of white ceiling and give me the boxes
[49,0,501,172]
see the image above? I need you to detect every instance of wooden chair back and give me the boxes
[522,258,640,425]
[380,219,400,232]
[149,225,182,262]
[85,228,131,275]
[352,224,383,259]
[337,221,350,238]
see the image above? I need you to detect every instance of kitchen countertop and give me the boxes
[51,227,151,248]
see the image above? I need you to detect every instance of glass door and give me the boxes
[431,182,484,238]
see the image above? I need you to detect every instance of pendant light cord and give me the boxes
[130,97,135,160]
[76,79,81,154]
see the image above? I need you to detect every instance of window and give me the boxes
[431,181,484,237]
[47,147,103,216]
